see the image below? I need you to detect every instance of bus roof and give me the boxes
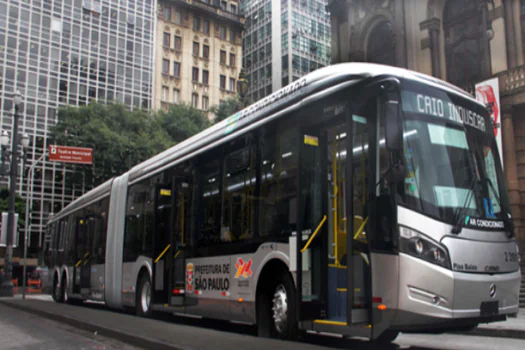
[48,63,480,223]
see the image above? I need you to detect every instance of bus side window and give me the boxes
[197,158,222,247]
[259,125,298,238]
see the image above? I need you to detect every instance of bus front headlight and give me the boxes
[399,226,451,269]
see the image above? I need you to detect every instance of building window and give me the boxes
[444,0,485,87]
[220,75,226,89]
[163,32,170,47]
[164,7,171,21]
[229,53,235,66]
[162,59,170,74]
[174,36,182,50]
[162,86,169,101]
[193,41,200,56]
[192,67,199,82]
[203,70,209,85]
[220,26,226,40]
[173,89,180,103]
[230,29,235,42]
[204,19,210,34]
[229,78,235,92]
[202,96,209,110]
[193,16,200,31]
[220,50,226,64]
[174,10,182,25]
[203,45,210,58]
[173,62,181,77]
[231,4,237,14]
[192,93,198,108]
[221,1,227,11]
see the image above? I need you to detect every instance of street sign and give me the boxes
[48,145,93,164]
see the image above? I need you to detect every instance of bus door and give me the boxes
[80,212,94,295]
[171,176,193,305]
[152,183,173,305]
[297,111,372,330]
[73,212,86,295]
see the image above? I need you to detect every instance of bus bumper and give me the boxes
[392,254,521,328]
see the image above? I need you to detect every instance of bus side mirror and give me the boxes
[383,93,404,151]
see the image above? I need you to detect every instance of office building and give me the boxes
[0,0,155,265]
[241,0,331,102]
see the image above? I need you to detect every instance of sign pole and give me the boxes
[22,152,47,300]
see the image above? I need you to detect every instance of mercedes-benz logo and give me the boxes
[489,283,496,298]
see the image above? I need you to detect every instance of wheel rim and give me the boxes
[141,281,151,312]
[272,284,288,333]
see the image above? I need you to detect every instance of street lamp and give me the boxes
[0,90,29,297]
[237,68,250,108]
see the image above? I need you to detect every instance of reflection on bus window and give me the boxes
[259,126,298,238]
[222,136,256,242]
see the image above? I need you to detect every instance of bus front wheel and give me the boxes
[136,273,153,317]
[258,270,298,340]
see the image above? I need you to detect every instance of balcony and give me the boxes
[463,65,525,100]
[171,0,245,27]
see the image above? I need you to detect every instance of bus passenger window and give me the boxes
[199,159,221,246]
[259,126,298,238]
[222,136,256,242]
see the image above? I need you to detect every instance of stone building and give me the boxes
[328,0,525,297]
[154,0,244,118]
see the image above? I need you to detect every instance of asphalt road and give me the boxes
[0,303,141,350]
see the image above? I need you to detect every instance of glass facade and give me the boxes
[242,0,330,102]
[0,0,155,257]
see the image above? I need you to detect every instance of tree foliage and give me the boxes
[156,103,211,143]
[49,102,174,188]
[0,189,27,226]
[210,96,245,123]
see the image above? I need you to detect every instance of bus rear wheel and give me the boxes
[136,274,153,317]
[52,275,63,303]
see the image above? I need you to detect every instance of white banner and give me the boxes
[475,78,503,168]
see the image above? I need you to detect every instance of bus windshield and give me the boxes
[397,82,511,230]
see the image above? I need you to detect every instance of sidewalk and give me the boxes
[465,310,525,339]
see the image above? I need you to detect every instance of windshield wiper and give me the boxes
[451,178,478,234]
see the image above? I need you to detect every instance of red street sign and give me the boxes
[49,145,93,164]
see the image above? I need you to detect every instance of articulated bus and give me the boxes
[43,63,521,344]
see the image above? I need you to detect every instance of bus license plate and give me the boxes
[480,301,499,317]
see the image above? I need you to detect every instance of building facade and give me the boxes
[328,0,525,299]
[0,0,155,265]
[241,0,331,102]
[154,0,244,116]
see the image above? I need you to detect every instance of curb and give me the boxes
[455,327,525,340]
[0,299,185,350]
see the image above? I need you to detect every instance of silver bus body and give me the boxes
[43,63,521,341]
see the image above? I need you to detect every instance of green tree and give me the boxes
[210,96,245,124]
[49,102,173,188]
[0,189,27,226]
[156,103,211,143]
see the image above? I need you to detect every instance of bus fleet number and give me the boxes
[504,252,519,263]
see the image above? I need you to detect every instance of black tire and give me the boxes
[52,274,63,303]
[370,330,400,346]
[136,274,153,317]
[61,275,68,303]
[257,270,298,340]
